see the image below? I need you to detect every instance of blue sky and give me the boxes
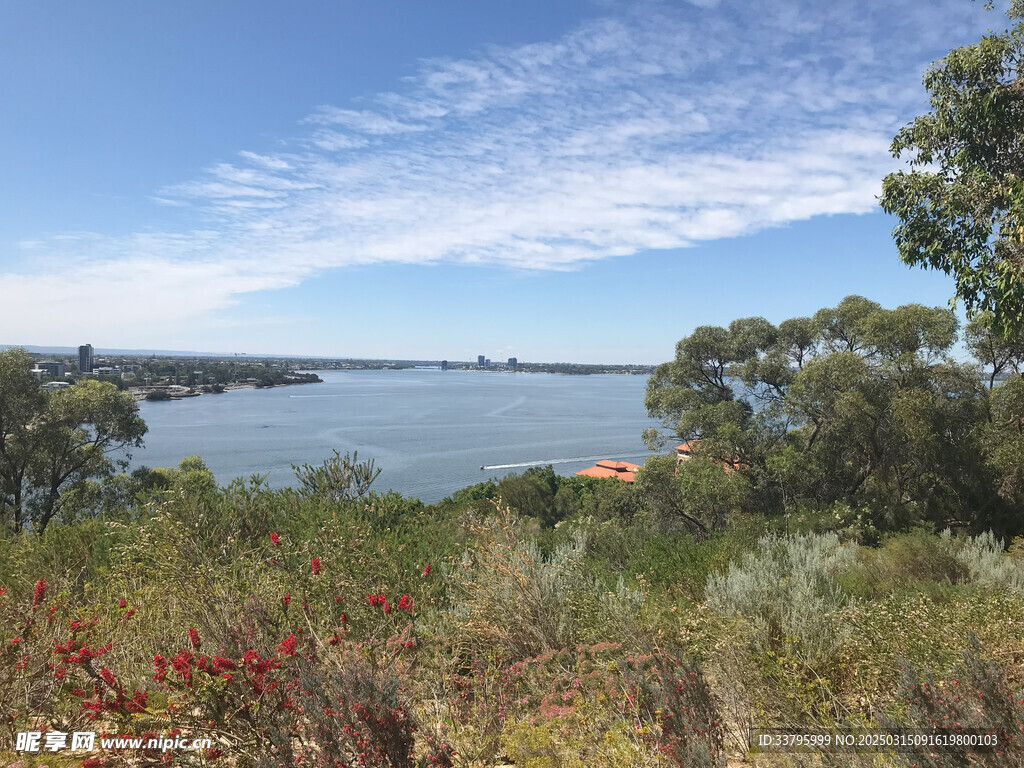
[0,0,1005,363]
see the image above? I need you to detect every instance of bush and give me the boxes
[438,643,724,768]
[441,507,645,661]
[836,590,1024,716]
[837,529,968,599]
[942,530,1024,594]
[890,641,1024,767]
[706,532,855,662]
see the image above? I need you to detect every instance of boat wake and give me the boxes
[482,452,650,471]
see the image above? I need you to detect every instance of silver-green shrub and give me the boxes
[941,530,1024,593]
[706,532,855,662]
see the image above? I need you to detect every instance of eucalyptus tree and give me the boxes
[0,348,147,532]
[880,0,1024,337]
[645,298,1001,533]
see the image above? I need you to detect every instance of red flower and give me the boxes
[33,578,46,607]
[99,668,118,687]
[282,593,291,609]
[311,557,321,576]
[117,599,127,608]
[188,627,201,649]
[397,594,414,612]
[422,564,432,578]
[277,633,298,656]
[269,532,281,547]
[171,651,193,680]
[339,612,348,624]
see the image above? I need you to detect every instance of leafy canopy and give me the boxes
[880,0,1024,336]
[644,297,1012,535]
[0,348,147,532]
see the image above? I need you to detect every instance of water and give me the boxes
[129,369,662,503]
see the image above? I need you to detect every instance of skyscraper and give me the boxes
[477,355,485,368]
[507,358,517,368]
[78,344,94,374]
[441,360,448,371]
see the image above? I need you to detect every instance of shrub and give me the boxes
[837,529,968,599]
[438,643,724,768]
[706,532,855,662]
[292,449,381,503]
[941,530,1024,594]
[836,590,1024,716]
[441,507,645,661]
[890,641,1024,767]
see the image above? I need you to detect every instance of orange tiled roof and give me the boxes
[675,440,740,473]
[575,460,641,482]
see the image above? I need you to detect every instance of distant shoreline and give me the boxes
[131,378,321,402]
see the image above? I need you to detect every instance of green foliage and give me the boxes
[0,348,147,533]
[890,641,1024,767]
[443,478,496,507]
[836,589,1024,712]
[966,311,1024,387]
[495,464,561,527]
[645,296,1013,536]
[981,373,1024,517]
[2,453,1024,766]
[941,529,1024,593]
[293,449,382,503]
[880,1,1024,336]
[441,508,645,660]
[636,454,750,534]
[836,529,968,600]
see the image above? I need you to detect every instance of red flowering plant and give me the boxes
[48,600,160,744]
[434,641,724,767]
[142,587,443,768]
[886,642,1024,767]
[0,578,69,746]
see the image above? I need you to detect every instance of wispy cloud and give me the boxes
[0,0,993,342]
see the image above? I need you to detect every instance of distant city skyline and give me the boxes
[0,1,1004,363]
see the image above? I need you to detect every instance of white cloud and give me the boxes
[303,107,427,134]
[0,0,995,343]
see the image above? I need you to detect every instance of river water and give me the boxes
[130,369,661,503]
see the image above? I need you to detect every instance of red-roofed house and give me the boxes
[676,442,698,464]
[575,460,642,483]
[676,440,739,473]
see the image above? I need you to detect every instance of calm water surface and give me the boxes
[131,370,661,503]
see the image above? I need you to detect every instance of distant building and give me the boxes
[507,357,517,368]
[41,381,71,392]
[477,355,485,368]
[575,460,642,483]
[36,361,65,378]
[93,366,120,377]
[29,368,43,380]
[485,358,490,367]
[441,360,448,371]
[78,344,94,374]
[676,442,697,464]
[676,441,738,473]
